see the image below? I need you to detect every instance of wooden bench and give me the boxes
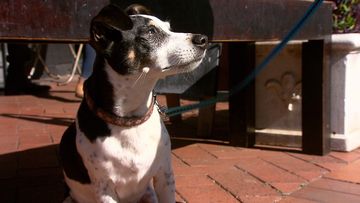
[0,0,333,155]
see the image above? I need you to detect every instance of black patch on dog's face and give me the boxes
[132,16,169,48]
[105,15,169,74]
[90,4,170,75]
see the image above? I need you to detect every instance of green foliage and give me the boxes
[331,0,360,33]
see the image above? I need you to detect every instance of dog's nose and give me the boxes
[192,34,208,48]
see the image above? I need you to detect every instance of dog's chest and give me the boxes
[76,115,166,185]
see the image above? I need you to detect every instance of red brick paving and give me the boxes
[1,82,360,203]
[289,184,360,203]
[325,160,360,184]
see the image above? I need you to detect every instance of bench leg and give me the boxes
[228,42,256,147]
[197,97,216,137]
[302,40,330,155]
[165,94,182,123]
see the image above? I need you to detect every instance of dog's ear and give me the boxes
[125,4,151,15]
[90,4,133,54]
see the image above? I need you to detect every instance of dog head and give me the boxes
[90,4,208,76]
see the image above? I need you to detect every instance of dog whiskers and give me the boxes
[132,67,150,88]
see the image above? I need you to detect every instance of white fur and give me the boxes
[138,15,206,75]
[71,111,173,203]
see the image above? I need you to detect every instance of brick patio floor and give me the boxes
[1,82,360,203]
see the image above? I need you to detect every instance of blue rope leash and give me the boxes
[165,0,325,117]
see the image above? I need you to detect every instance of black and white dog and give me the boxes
[60,4,208,203]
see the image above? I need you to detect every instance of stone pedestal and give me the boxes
[330,33,360,151]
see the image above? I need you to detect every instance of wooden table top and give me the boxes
[0,0,108,42]
[0,0,332,43]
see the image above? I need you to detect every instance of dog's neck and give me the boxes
[86,59,159,119]
[106,64,158,118]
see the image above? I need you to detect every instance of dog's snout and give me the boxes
[192,34,208,48]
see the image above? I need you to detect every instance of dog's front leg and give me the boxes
[153,158,176,203]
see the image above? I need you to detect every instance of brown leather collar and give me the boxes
[84,90,155,127]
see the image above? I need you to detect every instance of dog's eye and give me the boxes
[147,27,157,35]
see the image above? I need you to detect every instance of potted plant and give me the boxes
[329,0,360,151]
